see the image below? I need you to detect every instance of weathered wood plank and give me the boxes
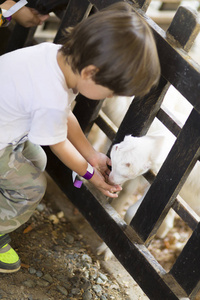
[173,196,200,230]
[54,0,92,43]
[73,96,104,134]
[5,26,36,53]
[167,6,200,52]
[111,76,169,144]
[170,223,200,298]
[135,5,200,112]
[95,110,118,141]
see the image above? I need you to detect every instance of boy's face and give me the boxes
[76,65,114,100]
[78,80,114,100]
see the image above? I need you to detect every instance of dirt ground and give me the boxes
[0,174,146,300]
[0,173,199,300]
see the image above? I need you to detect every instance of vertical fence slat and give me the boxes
[73,96,104,134]
[54,0,92,44]
[170,222,200,297]
[167,6,200,52]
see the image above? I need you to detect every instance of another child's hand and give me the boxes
[13,7,49,27]
[90,168,122,198]
[1,1,49,27]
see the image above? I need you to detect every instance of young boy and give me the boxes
[0,2,160,272]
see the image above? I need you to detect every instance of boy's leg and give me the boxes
[0,141,47,272]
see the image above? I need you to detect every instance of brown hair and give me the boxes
[59,2,160,97]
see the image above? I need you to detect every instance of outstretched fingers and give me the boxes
[101,183,122,198]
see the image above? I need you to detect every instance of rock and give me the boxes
[80,280,91,290]
[57,211,64,218]
[42,273,53,283]
[83,270,89,279]
[93,284,103,294]
[36,204,46,212]
[70,276,80,285]
[100,296,107,300]
[71,287,81,295]
[96,277,104,284]
[36,279,50,287]
[99,272,108,282]
[63,282,72,290]
[23,280,36,288]
[82,290,93,300]
[65,234,74,244]
[81,254,92,263]
[36,270,43,277]
[28,267,37,275]
[49,214,59,224]
[110,283,120,290]
[57,285,68,296]
[89,268,98,280]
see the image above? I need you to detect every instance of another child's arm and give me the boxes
[50,111,122,198]
[0,0,49,27]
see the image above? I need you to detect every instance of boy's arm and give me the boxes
[67,111,110,174]
[67,111,97,161]
[50,139,121,198]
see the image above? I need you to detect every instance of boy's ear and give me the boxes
[81,65,98,80]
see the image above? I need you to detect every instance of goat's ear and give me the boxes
[119,136,136,152]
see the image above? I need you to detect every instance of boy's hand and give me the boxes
[88,152,111,178]
[90,168,122,198]
[87,151,122,198]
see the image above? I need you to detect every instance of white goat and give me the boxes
[95,93,192,260]
[98,119,200,259]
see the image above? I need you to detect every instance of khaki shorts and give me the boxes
[0,141,47,234]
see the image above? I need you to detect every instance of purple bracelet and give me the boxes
[72,163,94,189]
[82,163,94,180]
[5,16,12,22]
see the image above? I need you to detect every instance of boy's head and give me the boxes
[59,2,160,98]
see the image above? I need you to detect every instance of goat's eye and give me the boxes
[125,163,131,167]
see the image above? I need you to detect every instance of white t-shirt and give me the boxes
[0,42,77,150]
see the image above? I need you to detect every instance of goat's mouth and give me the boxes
[108,173,118,185]
[108,174,124,186]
